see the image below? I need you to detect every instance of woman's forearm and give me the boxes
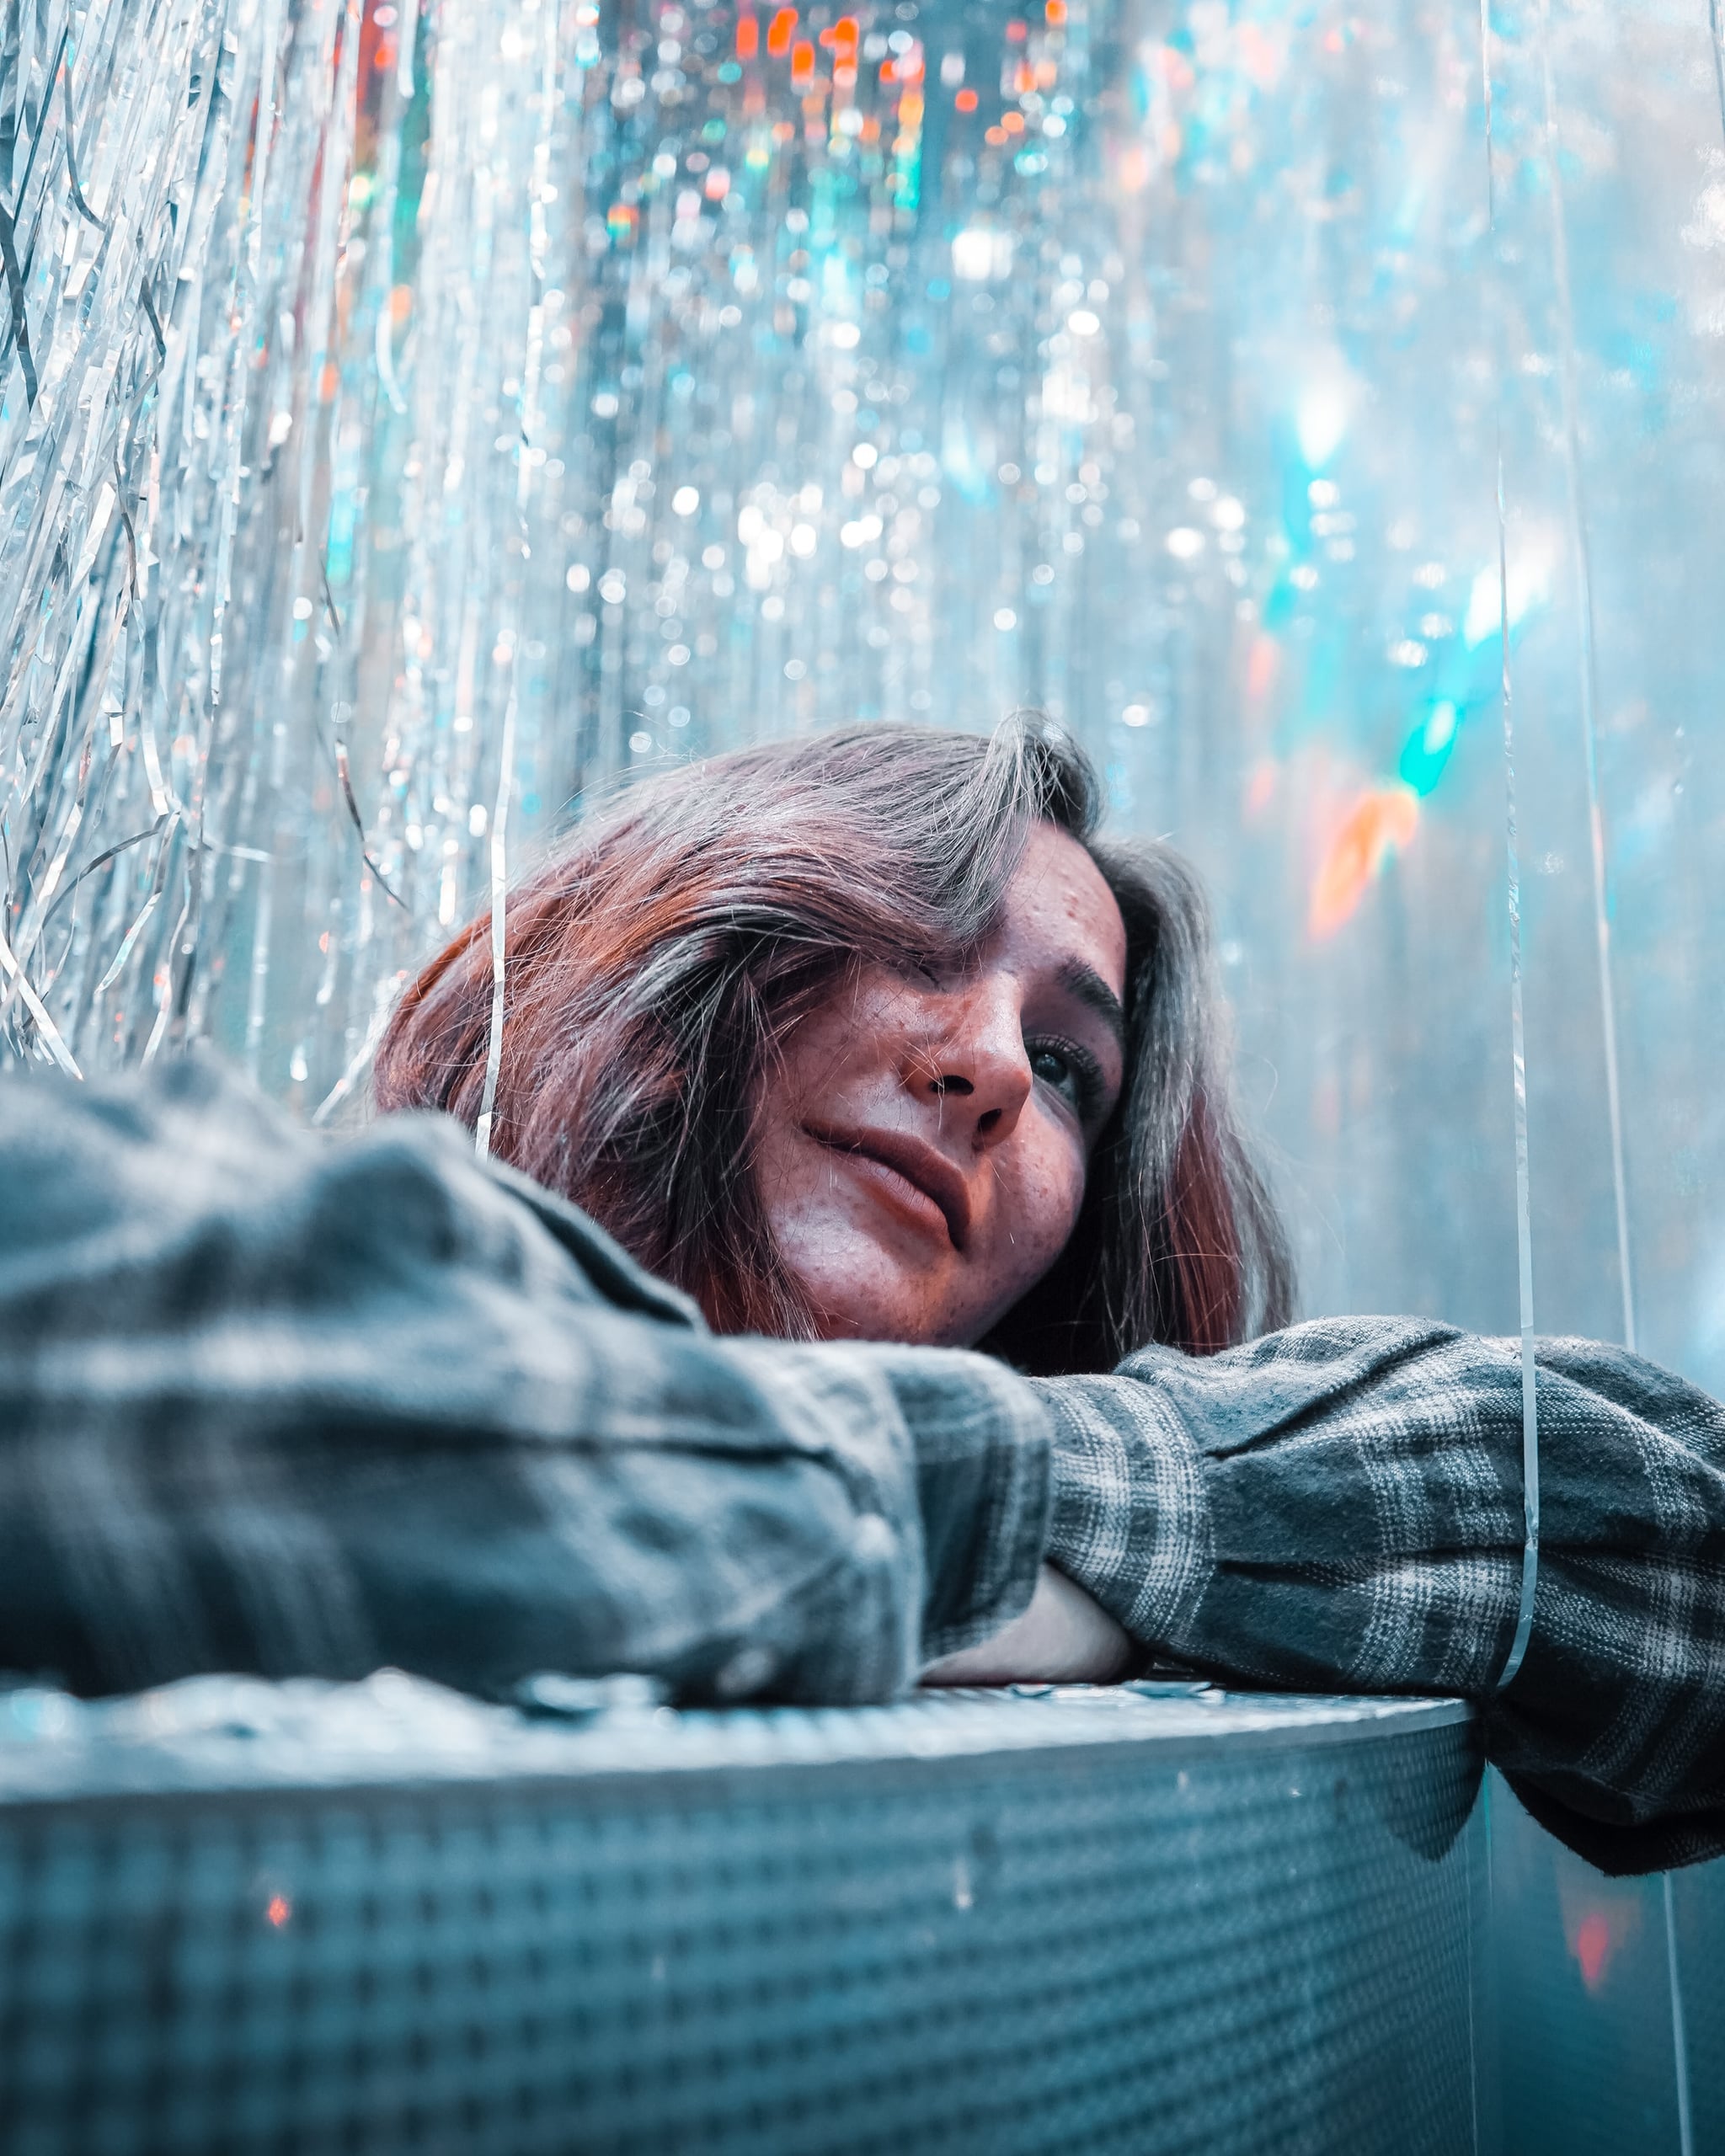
[0,1057,1049,1707]
[9,1057,1725,1872]
[1031,1324,1725,1872]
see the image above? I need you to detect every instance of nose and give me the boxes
[910,981,1032,1150]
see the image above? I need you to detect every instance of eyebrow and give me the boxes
[1056,958,1127,1050]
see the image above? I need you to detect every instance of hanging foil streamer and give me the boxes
[0,0,360,1084]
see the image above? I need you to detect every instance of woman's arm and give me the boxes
[1031,1325,1725,1871]
[8,1059,1725,1870]
[0,1058,1051,1705]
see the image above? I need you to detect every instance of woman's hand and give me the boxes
[921,1561,1136,1687]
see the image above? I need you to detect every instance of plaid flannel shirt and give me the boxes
[3,1057,1722,1875]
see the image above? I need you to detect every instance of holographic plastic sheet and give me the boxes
[1485,1767,1725,2156]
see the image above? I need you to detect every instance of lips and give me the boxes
[805,1123,973,1250]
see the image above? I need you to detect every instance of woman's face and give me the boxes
[751,822,1129,1348]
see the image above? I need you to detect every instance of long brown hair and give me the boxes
[373,720,1294,1370]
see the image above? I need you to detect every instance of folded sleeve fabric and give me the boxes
[0,1058,1051,1706]
[1034,1330,1725,1872]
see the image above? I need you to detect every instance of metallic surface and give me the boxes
[0,1678,1483,2154]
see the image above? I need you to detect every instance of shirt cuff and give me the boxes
[1031,1369,1214,1653]
[870,1348,1054,1667]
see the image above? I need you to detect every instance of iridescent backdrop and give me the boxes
[1,0,1722,1385]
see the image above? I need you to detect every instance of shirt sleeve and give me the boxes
[13,1061,1725,1876]
[1033,1322,1725,1873]
[0,1059,1049,1707]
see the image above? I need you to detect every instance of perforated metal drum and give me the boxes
[0,1679,1483,2156]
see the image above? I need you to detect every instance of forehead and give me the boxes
[993,822,1127,996]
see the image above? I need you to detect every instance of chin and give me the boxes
[777,1218,949,1347]
[809,1299,943,1348]
[798,1269,956,1348]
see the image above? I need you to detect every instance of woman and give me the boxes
[3,721,1724,1872]
[372,719,1289,1686]
[374,720,1291,1364]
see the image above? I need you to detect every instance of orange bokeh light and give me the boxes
[766,8,797,57]
[955,87,978,111]
[1246,632,1279,702]
[1309,785,1419,939]
[735,11,758,56]
[1574,1913,1611,1993]
[1116,144,1151,190]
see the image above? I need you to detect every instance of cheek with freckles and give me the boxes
[750,1025,1092,1348]
[760,1152,1084,1348]
[748,990,966,1342]
[964,1141,1087,1321]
